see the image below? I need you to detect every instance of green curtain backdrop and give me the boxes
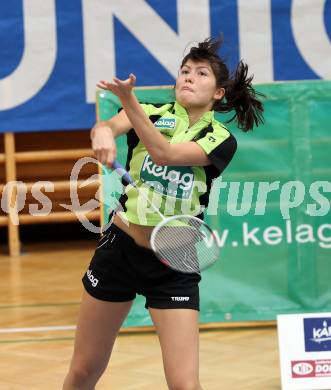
[97,81,331,326]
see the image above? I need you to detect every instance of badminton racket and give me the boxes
[111,160,220,274]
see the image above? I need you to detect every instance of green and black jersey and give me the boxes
[116,101,237,226]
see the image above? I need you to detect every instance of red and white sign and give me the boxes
[291,360,331,378]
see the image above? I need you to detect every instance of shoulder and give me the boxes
[195,119,237,173]
[213,120,237,153]
[197,119,237,154]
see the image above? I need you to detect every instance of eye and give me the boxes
[181,69,189,75]
[198,71,208,76]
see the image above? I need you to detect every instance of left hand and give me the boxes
[97,74,136,100]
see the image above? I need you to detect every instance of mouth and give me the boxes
[181,86,194,92]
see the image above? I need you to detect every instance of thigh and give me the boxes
[149,308,200,388]
[137,246,201,311]
[70,290,133,371]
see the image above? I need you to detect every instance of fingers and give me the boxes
[91,129,117,167]
[97,80,116,90]
[112,77,126,88]
[129,73,136,85]
[93,147,116,168]
[96,80,108,89]
[99,148,109,165]
[113,73,136,85]
[97,73,136,91]
[105,149,117,168]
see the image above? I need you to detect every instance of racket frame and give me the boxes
[150,214,220,273]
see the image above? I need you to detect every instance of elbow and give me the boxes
[150,145,171,166]
[151,156,168,166]
[151,152,169,166]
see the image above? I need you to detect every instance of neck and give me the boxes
[187,106,212,127]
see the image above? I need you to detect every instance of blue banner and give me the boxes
[1,0,330,132]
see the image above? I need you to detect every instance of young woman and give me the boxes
[63,37,264,390]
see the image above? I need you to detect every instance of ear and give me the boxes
[214,87,225,101]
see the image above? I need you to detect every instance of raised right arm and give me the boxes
[90,109,132,166]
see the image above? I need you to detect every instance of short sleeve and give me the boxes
[196,123,237,173]
[140,103,154,116]
[117,102,173,119]
[117,103,153,115]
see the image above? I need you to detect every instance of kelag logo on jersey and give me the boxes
[154,118,176,129]
[304,317,331,352]
[140,154,194,199]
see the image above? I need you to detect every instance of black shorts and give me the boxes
[82,222,201,310]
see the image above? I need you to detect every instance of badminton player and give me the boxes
[63,37,264,390]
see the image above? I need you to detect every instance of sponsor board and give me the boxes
[1,2,331,132]
[278,313,331,390]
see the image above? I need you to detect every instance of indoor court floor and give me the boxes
[0,239,281,390]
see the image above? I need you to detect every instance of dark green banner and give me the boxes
[97,81,331,326]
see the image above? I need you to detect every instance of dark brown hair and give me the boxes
[181,37,264,132]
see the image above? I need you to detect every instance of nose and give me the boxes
[185,74,193,83]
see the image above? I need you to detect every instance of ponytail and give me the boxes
[218,61,264,132]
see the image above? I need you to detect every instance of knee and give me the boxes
[66,366,92,387]
[66,361,104,388]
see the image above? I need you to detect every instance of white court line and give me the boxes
[0,325,76,334]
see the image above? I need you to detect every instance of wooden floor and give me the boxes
[0,239,281,390]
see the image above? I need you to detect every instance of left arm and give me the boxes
[97,75,211,167]
[157,142,211,166]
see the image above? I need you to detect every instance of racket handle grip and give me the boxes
[111,160,135,186]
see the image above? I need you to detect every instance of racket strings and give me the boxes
[151,216,219,274]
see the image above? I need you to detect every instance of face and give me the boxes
[175,59,225,111]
